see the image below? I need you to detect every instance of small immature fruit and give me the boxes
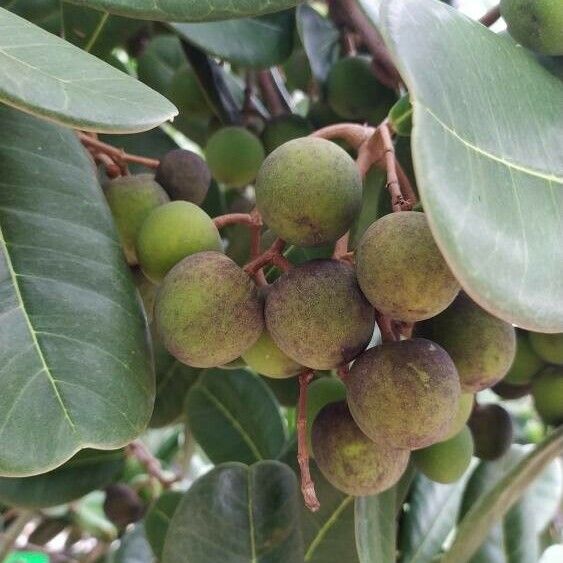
[261,115,313,154]
[312,401,410,496]
[104,174,169,265]
[528,332,563,365]
[265,260,375,370]
[155,251,264,368]
[500,0,563,55]
[504,331,544,385]
[445,392,474,440]
[136,201,222,283]
[493,380,532,400]
[346,339,461,450]
[468,404,514,460]
[326,56,396,122]
[416,294,517,392]
[169,65,211,117]
[532,366,563,424]
[205,126,265,188]
[356,212,460,322]
[155,149,211,205]
[256,138,362,246]
[103,484,144,529]
[413,426,474,484]
[241,330,302,379]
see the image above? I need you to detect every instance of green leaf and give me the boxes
[0,105,154,476]
[0,7,177,133]
[145,491,182,560]
[355,489,396,563]
[442,428,563,563]
[185,369,286,464]
[377,0,563,332]
[0,449,124,508]
[400,465,476,563]
[0,0,61,33]
[111,523,153,563]
[172,11,294,69]
[296,4,340,83]
[67,0,300,22]
[162,461,304,563]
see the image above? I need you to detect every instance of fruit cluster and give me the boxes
[103,130,562,502]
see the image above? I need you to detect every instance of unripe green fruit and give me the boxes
[326,56,396,122]
[413,426,474,484]
[155,251,264,368]
[155,149,211,205]
[169,65,211,117]
[346,338,461,450]
[306,378,347,452]
[104,174,169,265]
[445,392,474,440]
[265,260,375,370]
[136,201,222,283]
[312,401,410,496]
[493,380,532,400]
[504,331,544,385]
[356,212,460,322]
[218,357,247,370]
[306,102,341,129]
[528,332,563,365]
[416,294,517,392]
[261,115,313,154]
[241,330,302,379]
[205,126,265,188]
[256,137,362,246]
[500,0,563,55]
[388,94,413,137]
[468,404,513,460]
[137,35,184,96]
[532,366,563,424]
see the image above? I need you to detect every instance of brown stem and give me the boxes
[375,309,397,343]
[77,132,160,169]
[312,123,375,150]
[271,253,292,272]
[333,233,350,260]
[213,213,255,229]
[244,237,286,277]
[92,151,123,178]
[297,370,320,512]
[479,5,501,27]
[337,365,350,380]
[257,70,285,117]
[395,158,418,208]
[126,441,179,487]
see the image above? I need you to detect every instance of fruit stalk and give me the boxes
[480,5,501,27]
[126,440,179,488]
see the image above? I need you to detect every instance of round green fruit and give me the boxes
[306,102,341,129]
[413,426,474,484]
[532,366,563,424]
[346,338,461,450]
[104,174,169,265]
[265,260,375,370]
[528,332,563,365]
[241,330,302,379]
[356,211,460,322]
[205,126,265,188]
[500,0,563,55]
[504,331,544,385]
[136,201,222,283]
[155,251,264,368]
[255,137,362,246]
[326,56,396,122]
[261,115,313,154]
[445,392,474,440]
[468,404,513,460]
[168,65,211,117]
[155,149,211,205]
[137,35,184,96]
[415,294,516,392]
[312,401,410,496]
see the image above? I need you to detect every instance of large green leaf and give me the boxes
[185,369,286,465]
[377,0,563,332]
[0,8,176,132]
[0,105,154,476]
[400,465,476,563]
[162,461,304,563]
[111,523,153,563]
[145,491,182,560]
[172,11,294,68]
[442,428,563,563]
[355,490,396,563]
[0,449,123,508]
[67,0,300,22]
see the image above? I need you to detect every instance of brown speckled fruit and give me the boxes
[346,338,461,450]
[312,401,409,496]
[155,251,263,368]
[265,260,375,370]
[356,211,460,322]
[416,294,517,392]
